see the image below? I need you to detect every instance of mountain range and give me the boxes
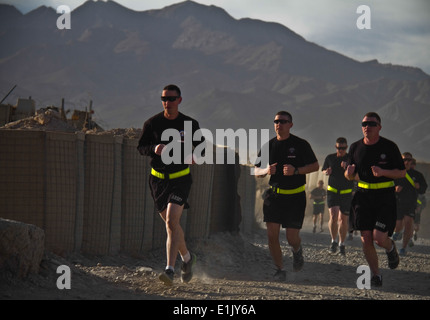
[1,0,429,161]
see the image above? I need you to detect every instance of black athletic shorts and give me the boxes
[327,191,352,215]
[350,188,396,236]
[149,174,192,212]
[313,203,325,215]
[396,198,416,220]
[263,189,306,229]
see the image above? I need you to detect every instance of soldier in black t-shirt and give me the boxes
[322,137,354,255]
[410,159,428,242]
[345,112,405,287]
[255,111,319,280]
[137,84,202,286]
[393,152,428,255]
[309,180,327,233]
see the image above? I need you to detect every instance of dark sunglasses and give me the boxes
[403,158,412,162]
[336,146,347,150]
[361,121,379,127]
[161,96,179,102]
[274,119,291,124]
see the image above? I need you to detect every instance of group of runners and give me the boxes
[138,84,427,288]
[310,142,428,261]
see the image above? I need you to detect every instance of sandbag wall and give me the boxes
[0,130,257,256]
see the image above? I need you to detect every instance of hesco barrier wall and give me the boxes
[3,130,429,255]
[0,130,251,256]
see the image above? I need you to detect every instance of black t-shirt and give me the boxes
[412,169,428,195]
[395,169,417,203]
[311,187,326,201]
[256,134,318,189]
[137,112,203,173]
[347,137,405,184]
[322,153,354,190]
[395,168,428,202]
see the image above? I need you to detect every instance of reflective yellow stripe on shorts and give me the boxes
[358,180,395,190]
[272,185,305,195]
[327,185,352,194]
[151,167,190,179]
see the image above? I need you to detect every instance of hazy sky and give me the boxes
[1,0,430,74]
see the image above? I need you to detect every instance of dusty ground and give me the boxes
[1,224,429,304]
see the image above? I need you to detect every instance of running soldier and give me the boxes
[410,158,428,242]
[322,137,354,255]
[345,112,405,287]
[255,111,319,281]
[137,84,203,286]
[309,180,326,233]
[392,153,428,255]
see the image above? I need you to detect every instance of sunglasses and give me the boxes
[403,158,412,162]
[361,121,379,127]
[274,119,291,124]
[336,146,347,150]
[161,96,179,102]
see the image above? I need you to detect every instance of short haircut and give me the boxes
[364,112,381,124]
[402,152,413,158]
[336,137,347,144]
[163,84,181,97]
[276,111,292,122]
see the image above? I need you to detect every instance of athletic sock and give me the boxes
[165,266,174,272]
[181,251,191,263]
[386,243,394,253]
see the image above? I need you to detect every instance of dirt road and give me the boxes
[2,225,429,303]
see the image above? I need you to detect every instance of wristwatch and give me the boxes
[294,167,300,175]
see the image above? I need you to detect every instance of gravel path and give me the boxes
[2,226,429,302]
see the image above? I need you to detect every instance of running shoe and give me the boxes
[399,248,406,256]
[386,240,400,269]
[292,246,304,272]
[338,244,346,256]
[181,252,196,283]
[329,241,338,253]
[392,232,403,241]
[371,274,382,287]
[273,269,286,281]
[159,268,174,286]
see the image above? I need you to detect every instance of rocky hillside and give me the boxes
[0,0,429,160]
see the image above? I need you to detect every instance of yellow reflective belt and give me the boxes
[327,185,338,193]
[358,180,395,189]
[151,167,190,180]
[405,173,416,188]
[273,185,305,195]
[328,185,352,194]
[313,201,325,205]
